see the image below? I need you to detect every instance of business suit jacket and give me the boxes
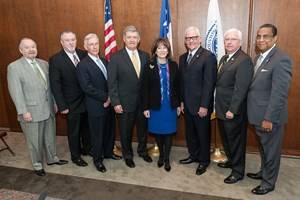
[76,56,109,116]
[179,47,217,114]
[142,60,180,110]
[108,48,150,112]
[49,49,87,113]
[247,47,292,126]
[7,57,55,122]
[216,49,253,120]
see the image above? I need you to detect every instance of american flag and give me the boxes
[104,0,117,61]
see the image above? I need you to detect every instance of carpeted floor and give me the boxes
[0,166,238,200]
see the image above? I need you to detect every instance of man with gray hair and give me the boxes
[7,38,68,176]
[215,28,253,184]
[108,25,152,168]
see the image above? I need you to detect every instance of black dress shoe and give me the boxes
[164,161,171,172]
[179,157,196,164]
[95,162,107,173]
[34,169,46,176]
[125,159,135,168]
[251,185,274,195]
[105,154,122,160]
[247,172,262,180]
[157,158,164,168]
[196,164,207,175]
[48,159,69,166]
[141,155,153,163]
[217,162,231,168]
[224,175,243,184]
[72,157,88,167]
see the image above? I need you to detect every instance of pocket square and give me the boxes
[261,69,269,72]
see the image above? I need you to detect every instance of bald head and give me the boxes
[19,38,38,59]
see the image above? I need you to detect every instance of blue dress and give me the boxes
[148,63,177,135]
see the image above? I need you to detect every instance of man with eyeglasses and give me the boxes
[215,28,253,184]
[247,24,292,195]
[179,26,217,176]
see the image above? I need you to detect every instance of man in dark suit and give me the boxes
[179,26,217,175]
[247,24,292,195]
[108,25,152,168]
[49,31,90,167]
[215,28,253,184]
[76,33,120,173]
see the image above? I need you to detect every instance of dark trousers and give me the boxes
[118,109,148,160]
[154,134,173,162]
[88,110,115,163]
[184,109,211,166]
[66,112,90,160]
[218,114,247,177]
[255,124,284,189]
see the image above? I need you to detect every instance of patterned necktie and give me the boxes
[253,55,264,76]
[187,53,193,64]
[73,54,79,66]
[218,54,229,73]
[31,61,46,87]
[131,51,140,78]
[96,59,107,80]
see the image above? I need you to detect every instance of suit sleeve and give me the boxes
[264,55,292,123]
[7,65,27,115]
[141,63,150,110]
[201,53,217,108]
[76,63,107,102]
[107,55,120,106]
[178,56,185,103]
[229,57,253,114]
[49,57,67,111]
[172,62,181,107]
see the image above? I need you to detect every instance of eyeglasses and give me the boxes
[256,35,273,40]
[224,38,239,42]
[185,36,199,41]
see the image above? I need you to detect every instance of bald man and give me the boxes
[7,38,68,177]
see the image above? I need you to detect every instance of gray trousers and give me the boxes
[20,116,59,170]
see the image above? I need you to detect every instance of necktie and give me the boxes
[131,51,140,78]
[187,53,193,64]
[253,55,264,76]
[218,54,229,73]
[73,54,79,66]
[96,59,107,80]
[31,61,47,87]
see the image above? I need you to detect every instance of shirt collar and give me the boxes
[125,47,138,56]
[260,44,276,59]
[188,46,200,57]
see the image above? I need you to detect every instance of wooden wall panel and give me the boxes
[0,0,299,154]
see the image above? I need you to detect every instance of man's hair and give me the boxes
[184,26,201,37]
[83,33,99,46]
[60,30,76,40]
[259,24,278,36]
[122,25,140,37]
[224,28,242,41]
[19,37,36,49]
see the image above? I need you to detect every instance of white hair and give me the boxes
[184,26,201,37]
[83,33,99,46]
[224,28,242,42]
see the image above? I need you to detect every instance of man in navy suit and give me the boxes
[247,24,292,195]
[108,25,152,168]
[77,33,120,173]
[179,26,217,176]
[49,31,90,167]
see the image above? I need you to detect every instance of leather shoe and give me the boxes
[125,159,135,168]
[251,185,274,195]
[34,169,46,176]
[196,164,207,175]
[72,157,88,167]
[179,157,196,164]
[217,162,231,168]
[141,155,153,163]
[224,175,243,184]
[48,159,68,166]
[95,162,107,173]
[157,158,164,168]
[247,172,262,180]
[105,154,122,160]
[164,161,171,172]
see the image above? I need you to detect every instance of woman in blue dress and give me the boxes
[142,38,180,172]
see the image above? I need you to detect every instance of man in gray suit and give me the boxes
[7,38,68,176]
[247,24,292,195]
[215,28,253,184]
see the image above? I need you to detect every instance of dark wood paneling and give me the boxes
[0,0,299,155]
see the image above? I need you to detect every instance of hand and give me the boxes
[180,102,184,114]
[114,105,123,113]
[177,107,181,116]
[103,97,111,108]
[261,120,273,133]
[143,110,150,118]
[61,109,69,114]
[23,112,32,122]
[198,107,208,118]
[225,111,234,119]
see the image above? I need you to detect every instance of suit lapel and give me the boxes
[121,48,139,79]
[61,50,76,68]
[188,47,204,66]
[218,49,242,77]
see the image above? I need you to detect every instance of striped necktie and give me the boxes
[31,61,47,87]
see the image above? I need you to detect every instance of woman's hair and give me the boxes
[150,38,171,61]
